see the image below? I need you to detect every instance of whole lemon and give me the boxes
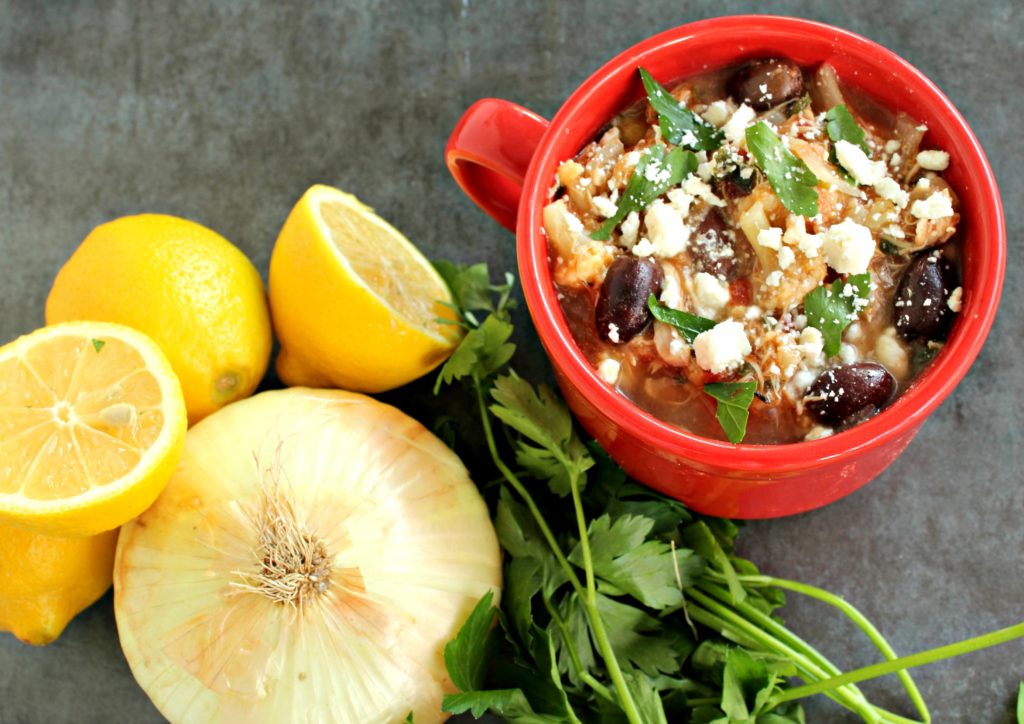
[0,524,118,646]
[46,214,272,424]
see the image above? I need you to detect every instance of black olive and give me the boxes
[690,209,755,281]
[595,257,663,344]
[894,250,958,342]
[804,363,897,427]
[729,58,805,111]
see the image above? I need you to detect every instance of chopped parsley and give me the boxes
[591,145,696,241]
[825,104,870,154]
[647,294,715,342]
[803,273,872,357]
[638,67,724,152]
[91,338,105,353]
[704,380,758,444]
[745,122,819,217]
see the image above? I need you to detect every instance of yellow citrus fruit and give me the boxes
[0,321,186,536]
[0,523,118,645]
[269,185,462,392]
[46,214,272,424]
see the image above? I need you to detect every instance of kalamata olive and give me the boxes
[894,250,958,342]
[595,257,663,344]
[729,59,805,111]
[804,363,896,427]
[690,209,755,281]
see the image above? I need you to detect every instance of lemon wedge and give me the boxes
[0,322,186,536]
[269,185,462,392]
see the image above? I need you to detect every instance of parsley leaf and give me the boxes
[569,514,699,610]
[745,121,819,217]
[683,520,747,604]
[591,145,697,241]
[490,374,594,497]
[434,314,515,392]
[638,67,724,152]
[433,260,515,327]
[720,647,767,720]
[595,592,690,676]
[647,294,716,342]
[91,338,105,353]
[703,381,757,445]
[825,104,870,154]
[442,689,538,718]
[803,273,872,357]
[444,589,499,693]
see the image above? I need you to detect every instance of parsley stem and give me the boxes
[544,598,616,708]
[568,466,645,724]
[694,582,924,724]
[769,620,1024,708]
[730,574,929,722]
[471,375,585,600]
[471,374,643,724]
[685,588,882,723]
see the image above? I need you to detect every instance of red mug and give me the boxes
[445,15,1005,518]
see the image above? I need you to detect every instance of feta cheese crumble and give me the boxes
[693,320,751,374]
[701,100,731,127]
[694,272,731,313]
[641,200,689,257]
[835,140,887,186]
[916,150,950,171]
[777,245,796,270]
[590,195,618,218]
[597,358,621,385]
[722,103,756,144]
[757,227,783,250]
[910,190,954,220]
[948,286,963,313]
[821,218,876,274]
[619,211,640,247]
[873,177,909,209]
[798,326,825,367]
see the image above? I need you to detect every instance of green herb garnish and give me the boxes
[879,239,902,256]
[591,145,696,241]
[443,589,499,695]
[745,121,819,217]
[825,104,870,154]
[91,338,105,353]
[825,104,871,181]
[704,380,757,444]
[803,273,872,357]
[432,262,1024,723]
[646,294,715,342]
[638,67,724,152]
[1016,681,1023,724]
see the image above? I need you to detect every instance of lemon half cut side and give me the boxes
[269,185,463,392]
[0,322,187,536]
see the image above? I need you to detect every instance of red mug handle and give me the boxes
[446,99,550,232]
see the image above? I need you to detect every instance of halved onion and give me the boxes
[114,388,502,723]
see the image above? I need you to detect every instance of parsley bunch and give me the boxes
[431,263,1024,723]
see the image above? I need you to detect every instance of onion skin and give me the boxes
[114,388,502,724]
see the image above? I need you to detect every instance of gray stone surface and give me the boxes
[0,0,1021,722]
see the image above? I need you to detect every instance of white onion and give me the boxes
[115,388,502,724]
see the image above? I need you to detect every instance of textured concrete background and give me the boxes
[0,0,1021,722]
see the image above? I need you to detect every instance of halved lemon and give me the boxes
[0,322,187,536]
[269,184,463,392]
